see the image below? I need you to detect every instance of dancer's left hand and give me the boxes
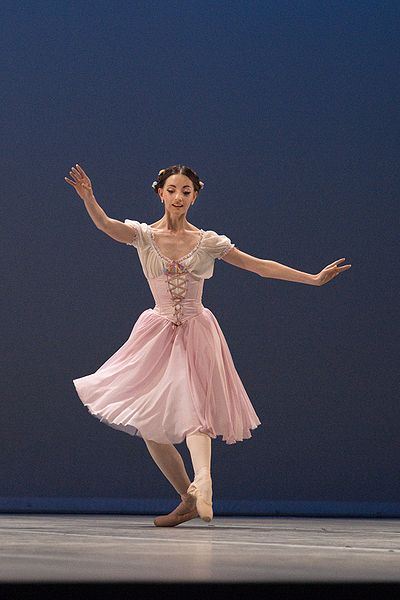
[314,258,352,286]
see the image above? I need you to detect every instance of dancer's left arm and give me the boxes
[221,248,351,286]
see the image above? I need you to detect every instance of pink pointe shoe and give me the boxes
[153,493,199,527]
[187,471,213,522]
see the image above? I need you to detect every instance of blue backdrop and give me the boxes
[1,0,398,516]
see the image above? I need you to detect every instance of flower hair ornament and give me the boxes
[152,168,205,191]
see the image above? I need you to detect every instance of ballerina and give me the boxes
[65,163,351,526]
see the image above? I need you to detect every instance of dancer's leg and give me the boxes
[185,431,212,477]
[143,438,192,498]
[144,437,198,527]
[185,432,213,521]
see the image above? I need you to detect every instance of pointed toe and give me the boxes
[187,475,213,522]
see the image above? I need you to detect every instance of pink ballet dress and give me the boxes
[72,220,261,445]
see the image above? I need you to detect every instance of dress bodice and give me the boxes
[149,270,205,327]
[124,220,235,328]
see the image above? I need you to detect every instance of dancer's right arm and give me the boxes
[65,163,136,244]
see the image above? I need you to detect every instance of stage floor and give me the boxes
[0,515,399,582]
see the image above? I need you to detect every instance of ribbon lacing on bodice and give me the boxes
[149,228,204,330]
[163,261,188,328]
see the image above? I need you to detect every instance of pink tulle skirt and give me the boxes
[73,307,261,445]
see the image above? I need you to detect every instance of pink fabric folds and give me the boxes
[73,272,261,445]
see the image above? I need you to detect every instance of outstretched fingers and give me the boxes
[64,163,87,187]
[328,258,352,275]
[327,258,346,268]
[75,163,87,177]
[70,167,80,177]
[338,264,352,272]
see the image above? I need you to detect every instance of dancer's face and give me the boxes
[158,174,198,214]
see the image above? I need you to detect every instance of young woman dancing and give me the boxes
[65,163,351,527]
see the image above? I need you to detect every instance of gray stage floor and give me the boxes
[0,515,399,582]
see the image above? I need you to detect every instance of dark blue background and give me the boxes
[1,0,398,515]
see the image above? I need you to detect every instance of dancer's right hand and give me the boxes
[64,164,94,202]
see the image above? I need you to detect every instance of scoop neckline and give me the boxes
[148,225,204,263]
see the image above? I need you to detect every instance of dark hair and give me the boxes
[151,164,204,194]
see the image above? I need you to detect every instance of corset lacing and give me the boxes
[163,261,188,328]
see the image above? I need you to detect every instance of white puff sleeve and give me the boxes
[124,219,146,248]
[202,230,235,260]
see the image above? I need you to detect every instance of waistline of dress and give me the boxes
[151,302,205,328]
